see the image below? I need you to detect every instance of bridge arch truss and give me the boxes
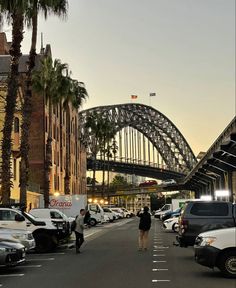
[79,103,197,174]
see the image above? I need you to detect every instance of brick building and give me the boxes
[0,32,87,206]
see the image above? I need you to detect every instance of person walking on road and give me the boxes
[75,209,86,253]
[137,206,151,251]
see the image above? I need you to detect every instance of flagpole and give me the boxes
[149,92,156,107]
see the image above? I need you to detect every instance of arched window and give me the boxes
[14,117,19,133]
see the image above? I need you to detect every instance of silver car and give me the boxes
[0,240,26,266]
[0,227,35,251]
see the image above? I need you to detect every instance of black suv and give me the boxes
[176,201,236,247]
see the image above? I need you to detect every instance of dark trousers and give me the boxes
[75,231,84,250]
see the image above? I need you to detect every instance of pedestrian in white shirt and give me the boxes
[75,209,86,253]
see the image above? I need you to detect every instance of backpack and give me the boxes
[71,216,78,232]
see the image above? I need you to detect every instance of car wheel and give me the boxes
[172,223,177,231]
[34,232,56,253]
[89,218,97,227]
[173,223,179,233]
[218,250,236,278]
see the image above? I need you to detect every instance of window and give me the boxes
[45,116,48,132]
[53,123,56,139]
[14,117,20,133]
[13,158,17,180]
[190,203,229,217]
[0,210,19,221]
[54,176,57,190]
[90,204,98,212]
[50,211,63,219]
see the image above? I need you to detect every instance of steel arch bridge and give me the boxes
[79,103,197,178]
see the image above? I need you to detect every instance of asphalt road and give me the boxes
[0,218,235,288]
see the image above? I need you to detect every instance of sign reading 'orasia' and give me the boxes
[49,199,72,208]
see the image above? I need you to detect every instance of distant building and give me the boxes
[0,32,87,207]
[196,152,206,161]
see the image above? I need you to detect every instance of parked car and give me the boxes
[121,208,132,218]
[109,208,124,218]
[103,214,110,223]
[29,208,71,234]
[161,208,181,222]
[163,216,180,232]
[139,180,157,187]
[0,227,35,251]
[102,207,116,222]
[176,201,236,247]
[154,204,172,219]
[0,240,25,267]
[0,207,70,253]
[194,227,236,278]
[161,179,176,185]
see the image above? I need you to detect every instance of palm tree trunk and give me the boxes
[92,139,97,197]
[20,10,38,207]
[92,154,97,198]
[101,138,106,198]
[44,100,52,207]
[0,12,24,204]
[64,105,70,194]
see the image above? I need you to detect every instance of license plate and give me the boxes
[22,252,26,258]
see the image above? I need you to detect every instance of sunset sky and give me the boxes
[5,0,235,156]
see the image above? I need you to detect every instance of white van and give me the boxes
[87,203,105,226]
[48,195,104,226]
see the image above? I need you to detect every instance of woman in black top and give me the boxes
[138,206,151,251]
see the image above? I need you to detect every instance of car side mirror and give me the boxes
[15,214,25,222]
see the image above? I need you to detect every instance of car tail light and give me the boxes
[180,218,188,232]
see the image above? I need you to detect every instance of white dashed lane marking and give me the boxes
[152,280,170,283]
[152,269,169,271]
[0,274,24,277]
[153,260,167,263]
[28,258,55,261]
[20,265,42,268]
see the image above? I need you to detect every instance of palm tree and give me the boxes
[20,0,68,207]
[32,57,67,207]
[85,112,104,196]
[0,0,29,204]
[85,114,116,197]
[61,75,88,194]
[100,121,116,196]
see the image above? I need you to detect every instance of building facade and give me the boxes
[0,33,87,207]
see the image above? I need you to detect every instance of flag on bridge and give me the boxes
[131,95,138,99]
[149,92,156,97]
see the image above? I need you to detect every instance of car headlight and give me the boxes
[164,219,172,223]
[5,248,17,253]
[52,221,63,229]
[27,233,34,240]
[12,233,27,240]
[199,236,217,246]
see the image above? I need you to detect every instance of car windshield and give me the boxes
[173,208,181,213]
[24,212,37,221]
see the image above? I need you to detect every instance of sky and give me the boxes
[5,0,236,156]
